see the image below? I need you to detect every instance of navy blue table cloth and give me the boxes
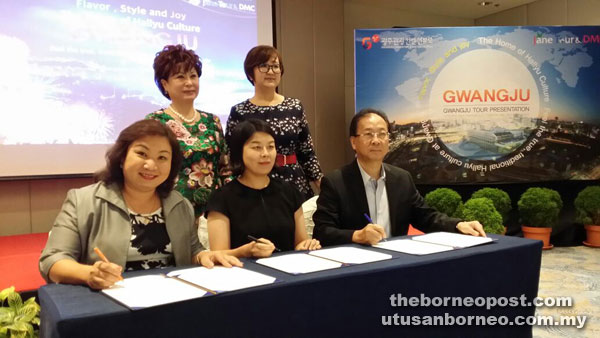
[39,235,542,338]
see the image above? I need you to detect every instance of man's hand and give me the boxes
[456,221,487,237]
[352,224,386,245]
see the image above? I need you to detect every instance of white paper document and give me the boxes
[256,253,343,274]
[308,246,392,264]
[167,266,276,292]
[102,275,207,309]
[375,239,454,255]
[412,232,493,249]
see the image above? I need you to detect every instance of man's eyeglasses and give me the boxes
[257,63,281,74]
[355,132,390,140]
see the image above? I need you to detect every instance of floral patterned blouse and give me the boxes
[146,110,231,217]
[226,97,323,200]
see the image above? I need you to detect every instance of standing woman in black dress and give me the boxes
[226,45,322,200]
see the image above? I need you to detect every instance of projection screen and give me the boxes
[0,0,272,177]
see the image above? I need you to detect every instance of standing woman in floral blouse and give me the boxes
[147,45,230,217]
[226,45,323,200]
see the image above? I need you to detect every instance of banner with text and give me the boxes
[355,26,600,183]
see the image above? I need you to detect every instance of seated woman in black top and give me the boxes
[206,119,321,258]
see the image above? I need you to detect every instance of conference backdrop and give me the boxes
[355,26,600,184]
[0,0,269,177]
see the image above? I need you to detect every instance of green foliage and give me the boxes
[574,186,600,225]
[0,287,40,338]
[471,188,511,224]
[517,187,563,228]
[424,188,463,218]
[462,198,505,234]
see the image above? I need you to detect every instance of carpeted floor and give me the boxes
[533,246,599,338]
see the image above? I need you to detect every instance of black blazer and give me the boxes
[312,160,461,246]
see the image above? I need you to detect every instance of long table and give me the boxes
[39,235,542,338]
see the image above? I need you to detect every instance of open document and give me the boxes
[167,266,276,293]
[308,246,392,264]
[102,266,276,310]
[101,275,207,310]
[375,239,454,255]
[257,247,392,275]
[256,253,343,274]
[375,232,494,255]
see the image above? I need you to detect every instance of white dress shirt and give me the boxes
[357,161,391,238]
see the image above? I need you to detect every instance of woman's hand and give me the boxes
[86,261,122,290]
[248,238,276,258]
[196,251,243,268]
[295,238,321,251]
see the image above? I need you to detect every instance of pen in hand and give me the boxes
[363,213,386,242]
[94,247,123,280]
[247,235,281,252]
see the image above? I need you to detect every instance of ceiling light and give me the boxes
[478,1,494,6]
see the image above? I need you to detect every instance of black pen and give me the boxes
[247,235,281,252]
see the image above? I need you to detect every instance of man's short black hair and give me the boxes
[349,108,391,137]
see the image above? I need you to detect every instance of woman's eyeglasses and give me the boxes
[257,64,281,74]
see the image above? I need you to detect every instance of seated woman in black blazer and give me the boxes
[206,119,320,257]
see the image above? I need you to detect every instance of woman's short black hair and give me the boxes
[349,108,391,137]
[95,119,183,198]
[153,44,202,99]
[229,119,276,176]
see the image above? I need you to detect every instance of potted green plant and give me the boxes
[518,187,563,249]
[471,187,511,225]
[0,286,40,338]
[424,188,463,218]
[462,197,505,235]
[574,186,600,248]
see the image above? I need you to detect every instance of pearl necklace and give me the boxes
[169,105,197,124]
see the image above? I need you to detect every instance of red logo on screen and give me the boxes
[362,34,381,50]
[583,35,600,43]
[362,37,372,50]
